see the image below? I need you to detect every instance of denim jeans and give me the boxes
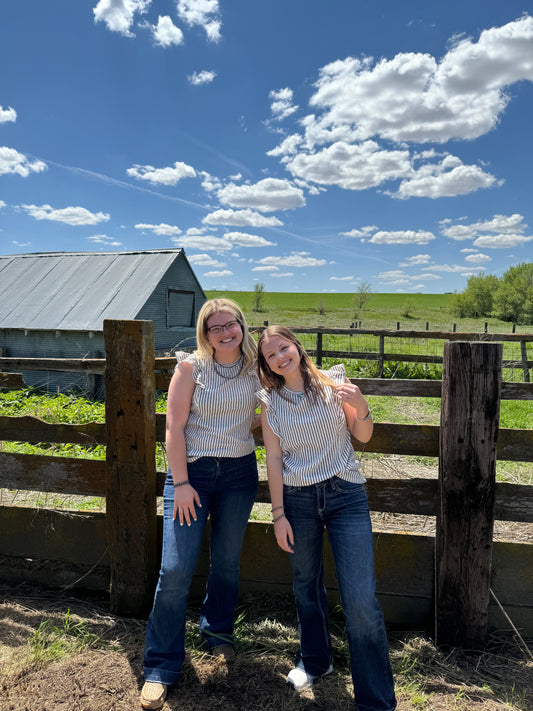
[284,477,396,711]
[143,452,258,685]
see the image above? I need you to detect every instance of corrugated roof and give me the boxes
[0,249,186,331]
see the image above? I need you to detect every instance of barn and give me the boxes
[0,249,206,394]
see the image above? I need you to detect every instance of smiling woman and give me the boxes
[141,297,261,710]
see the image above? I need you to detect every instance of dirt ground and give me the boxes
[0,584,531,711]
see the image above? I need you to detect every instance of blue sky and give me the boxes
[1,1,532,294]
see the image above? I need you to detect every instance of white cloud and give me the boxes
[271,272,294,278]
[152,15,184,46]
[203,208,283,227]
[252,265,279,272]
[135,222,182,236]
[188,70,216,86]
[268,88,298,122]
[203,269,233,277]
[217,178,305,212]
[464,252,492,263]
[0,200,6,209]
[188,253,226,267]
[21,204,110,225]
[422,263,485,274]
[93,0,150,37]
[399,254,432,265]
[330,276,353,281]
[200,171,222,192]
[473,233,533,248]
[255,252,326,268]
[268,16,533,196]
[0,147,46,177]
[341,225,377,238]
[88,234,123,246]
[12,240,32,247]
[0,106,17,123]
[284,140,411,191]
[170,234,232,250]
[176,0,221,42]
[127,160,196,185]
[395,155,498,198]
[223,231,276,247]
[369,230,436,245]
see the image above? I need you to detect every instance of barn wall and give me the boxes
[136,252,205,353]
[0,328,104,395]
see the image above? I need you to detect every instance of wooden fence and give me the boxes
[0,320,532,649]
[252,326,533,382]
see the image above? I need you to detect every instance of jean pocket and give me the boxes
[331,477,363,493]
[284,485,300,496]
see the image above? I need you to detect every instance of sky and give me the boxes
[1,1,533,295]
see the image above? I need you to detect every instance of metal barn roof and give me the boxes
[0,249,194,331]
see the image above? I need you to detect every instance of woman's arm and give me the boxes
[166,361,201,524]
[336,378,374,443]
[260,405,294,553]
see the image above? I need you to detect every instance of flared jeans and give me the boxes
[143,452,258,685]
[284,477,396,711]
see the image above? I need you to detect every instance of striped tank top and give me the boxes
[257,364,365,487]
[176,351,259,462]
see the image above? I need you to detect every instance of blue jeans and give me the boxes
[143,452,258,685]
[284,477,396,711]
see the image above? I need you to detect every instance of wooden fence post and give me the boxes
[104,320,158,617]
[520,341,530,383]
[436,341,502,648]
[316,330,323,367]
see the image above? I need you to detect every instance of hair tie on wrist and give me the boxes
[271,505,284,513]
[173,479,190,488]
[272,512,286,523]
[358,408,372,421]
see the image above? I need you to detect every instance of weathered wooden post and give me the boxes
[316,329,323,367]
[436,341,502,648]
[104,320,158,617]
[378,335,385,378]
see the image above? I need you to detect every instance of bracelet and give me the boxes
[272,513,286,523]
[271,505,284,513]
[173,479,190,488]
[358,408,372,421]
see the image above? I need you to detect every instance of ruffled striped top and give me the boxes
[257,364,365,487]
[175,351,260,462]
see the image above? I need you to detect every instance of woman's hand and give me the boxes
[274,516,294,553]
[173,484,202,525]
[336,382,368,415]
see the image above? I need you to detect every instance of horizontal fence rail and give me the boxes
[1,320,532,647]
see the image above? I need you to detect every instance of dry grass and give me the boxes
[0,586,531,711]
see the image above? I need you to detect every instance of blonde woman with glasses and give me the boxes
[141,299,259,710]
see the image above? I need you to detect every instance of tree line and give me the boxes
[451,262,533,324]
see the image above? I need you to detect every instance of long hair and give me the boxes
[195,298,256,372]
[257,325,335,401]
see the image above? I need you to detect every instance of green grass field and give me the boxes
[206,290,533,332]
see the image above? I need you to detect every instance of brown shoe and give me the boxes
[212,644,235,662]
[140,681,167,709]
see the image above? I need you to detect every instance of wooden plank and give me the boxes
[104,319,158,617]
[276,327,533,342]
[436,341,502,649]
[0,507,107,564]
[0,357,105,372]
[0,451,105,494]
[0,415,105,444]
[497,427,533,462]
[0,372,26,390]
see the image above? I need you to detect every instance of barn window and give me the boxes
[167,289,195,327]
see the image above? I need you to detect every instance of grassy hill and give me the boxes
[206,290,526,332]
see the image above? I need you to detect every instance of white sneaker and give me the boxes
[286,663,333,691]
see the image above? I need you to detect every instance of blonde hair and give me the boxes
[257,325,335,401]
[195,298,256,372]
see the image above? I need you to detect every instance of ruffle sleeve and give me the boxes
[256,388,281,438]
[324,363,347,385]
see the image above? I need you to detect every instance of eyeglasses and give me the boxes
[206,319,240,335]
